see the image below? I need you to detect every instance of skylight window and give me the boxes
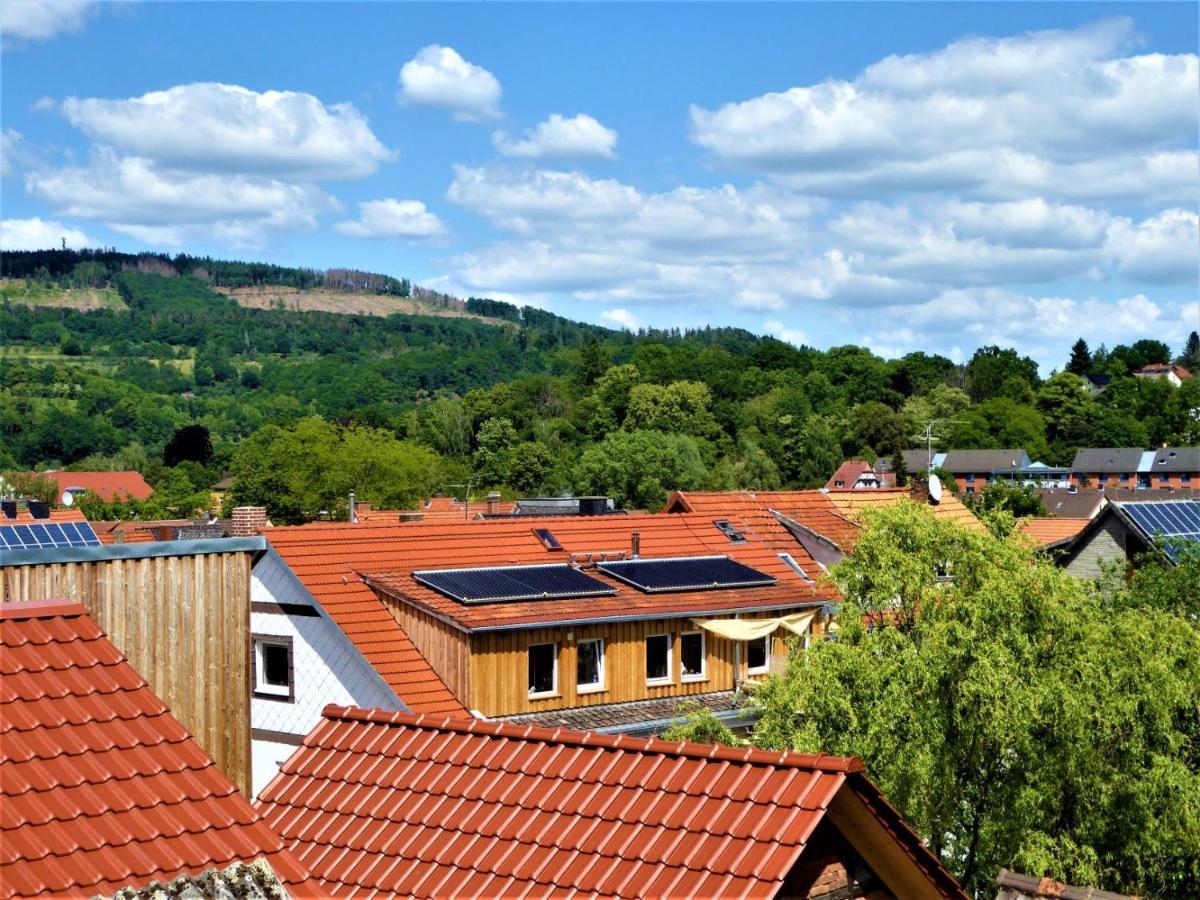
[713,519,747,543]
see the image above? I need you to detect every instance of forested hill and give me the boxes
[2,248,1198,522]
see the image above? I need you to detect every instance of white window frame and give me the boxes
[252,635,293,701]
[527,642,559,698]
[645,633,673,685]
[680,631,706,682]
[745,635,769,676]
[576,638,606,694]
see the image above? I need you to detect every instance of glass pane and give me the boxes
[577,640,602,687]
[681,633,703,677]
[262,644,290,687]
[747,637,767,671]
[646,635,670,681]
[528,643,556,694]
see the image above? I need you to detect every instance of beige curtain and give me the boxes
[691,611,816,641]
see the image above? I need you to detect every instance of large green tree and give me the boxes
[747,504,1200,898]
[575,429,706,510]
[229,417,443,523]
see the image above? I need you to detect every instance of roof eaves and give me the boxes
[1,536,266,566]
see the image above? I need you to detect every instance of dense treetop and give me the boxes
[2,249,1197,520]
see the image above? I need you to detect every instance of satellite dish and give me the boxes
[927,474,943,504]
[61,491,75,507]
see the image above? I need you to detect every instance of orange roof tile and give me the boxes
[0,600,316,899]
[1016,517,1091,548]
[668,490,863,550]
[37,471,154,503]
[270,512,834,635]
[265,532,469,718]
[1,507,88,525]
[826,488,987,534]
[257,706,965,899]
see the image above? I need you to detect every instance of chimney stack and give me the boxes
[349,491,358,524]
[487,491,501,515]
[27,501,50,520]
[631,531,641,559]
[231,506,268,537]
[910,476,931,506]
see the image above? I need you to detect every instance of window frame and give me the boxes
[252,634,295,703]
[575,637,606,694]
[745,635,769,676]
[645,633,673,686]
[680,630,706,682]
[527,641,559,699]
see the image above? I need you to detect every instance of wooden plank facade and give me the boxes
[1,546,257,797]
[376,588,823,718]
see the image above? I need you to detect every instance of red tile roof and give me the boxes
[269,512,834,634]
[265,534,468,718]
[0,507,88,525]
[35,471,154,503]
[825,460,894,490]
[667,490,864,551]
[0,600,315,899]
[258,706,964,899]
[1016,517,1092,548]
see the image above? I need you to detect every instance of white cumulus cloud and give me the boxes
[26,149,334,249]
[599,308,643,330]
[399,45,501,122]
[1105,208,1199,285]
[0,217,93,250]
[0,0,96,42]
[334,198,445,239]
[689,19,1198,203]
[62,83,392,180]
[493,113,617,160]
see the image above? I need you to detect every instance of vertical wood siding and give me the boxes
[377,593,471,704]
[467,608,820,718]
[1,553,253,797]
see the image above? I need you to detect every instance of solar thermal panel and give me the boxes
[596,555,776,593]
[414,563,618,604]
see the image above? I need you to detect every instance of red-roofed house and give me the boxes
[0,600,316,899]
[35,470,154,504]
[1134,363,1192,387]
[250,513,837,792]
[826,460,894,490]
[256,706,966,899]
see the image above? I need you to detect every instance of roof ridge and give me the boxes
[0,600,89,621]
[319,705,864,773]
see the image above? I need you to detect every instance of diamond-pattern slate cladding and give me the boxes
[0,600,315,899]
[257,706,966,899]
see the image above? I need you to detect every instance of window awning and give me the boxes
[690,611,816,641]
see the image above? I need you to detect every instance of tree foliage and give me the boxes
[747,504,1200,898]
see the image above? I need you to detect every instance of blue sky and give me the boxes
[2,1,1197,371]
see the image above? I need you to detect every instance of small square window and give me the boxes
[965,473,976,483]
[1159,472,1169,484]
[253,636,294,702]
[1182,474,1191,485]
[576,638,605,693]
[528,643,558,697]
[1099,473,1109,484]
[965,487,975,494]
[680,632,705,681]
[646,634,672,684]
[746,636,769,675]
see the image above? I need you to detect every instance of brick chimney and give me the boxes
[231,506,268,537]
[910,476,931,506]
[486,491,502,515]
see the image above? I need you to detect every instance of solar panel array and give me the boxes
[414,563,618,604]
[596,555,776,593]
[0,521,102,551]
[1121,500,1200,563]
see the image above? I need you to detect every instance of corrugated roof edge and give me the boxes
[0,598,87,620]
[0,536,266,566]
[316,704,865,772]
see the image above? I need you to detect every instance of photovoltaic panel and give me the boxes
[0,521,102,550]
[414,563,618,604]
[596,555,777,593]
[1120,500,1200,563]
